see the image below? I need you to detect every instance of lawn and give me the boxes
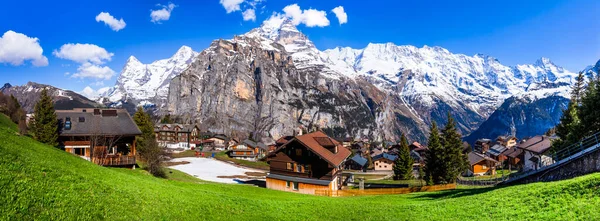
[2,115,600,220]
[461,169,518,181]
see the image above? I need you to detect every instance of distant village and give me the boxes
[47,105,555,195]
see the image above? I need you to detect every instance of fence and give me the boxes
[314,184,456,197]
[92,155,136,166]
[457,177,508,186]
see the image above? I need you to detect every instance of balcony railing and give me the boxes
[92,155,136,166]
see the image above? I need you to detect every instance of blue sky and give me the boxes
[1,0,599,94]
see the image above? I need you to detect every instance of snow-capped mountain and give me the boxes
[100,17,577,142]
[97,46,199,110]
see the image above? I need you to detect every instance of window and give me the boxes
[482,165,487,169]
[296,164,303,173]
[292,182,299,190]
[286,163,292,170]
[384,165,387,168]
[295,149,302,156]
[78,117,85,122]
[286,181,290,188]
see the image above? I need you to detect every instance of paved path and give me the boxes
[169,157,263,184]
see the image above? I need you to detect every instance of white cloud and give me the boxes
[0,30,48,66]
[53,43,114,64]
[242,8,256,21]
[151,3,177,24]
[80,86,111,99]
[71,62,116,80]
[282,4,329,27]
[95,12,126,31]
[331,6,347,25]
[220,0,244,13]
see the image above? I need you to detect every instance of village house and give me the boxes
[504,147,524,170]
[474,138,493,153]
[497,136,518,148]
[266,131,351,194]
[227,139,268,161]
[336,137,353,148]
[517,135,554,171]
[467,152,500,176]
[207,134,229,150]
[369,148,383,158]
[154,124,200,150]
[56,108,141,167]
[372,153,398,171]
[345,154,368,171]
[409,142,428,157]
[487,143,509,163]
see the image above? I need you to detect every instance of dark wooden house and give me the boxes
[56,108,141,167]
[266,131,351,194]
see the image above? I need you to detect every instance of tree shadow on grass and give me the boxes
[413,186,498,200]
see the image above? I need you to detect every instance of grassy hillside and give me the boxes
[1,114,600,220]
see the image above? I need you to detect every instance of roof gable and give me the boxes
[283,131,351,166]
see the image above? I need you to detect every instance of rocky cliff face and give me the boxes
[1,82,101,113]
[166,34,428,143]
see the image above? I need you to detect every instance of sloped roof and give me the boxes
[275,136,294,145]
[373,153,398,162]
[349,155,368,166]
[468,152,499,166]
[505,147,523,158]
[291,131,351,166]
[57,109,141,136]
[370,148,383,157]
[488,144,508,156]
[517,135,552,154]
[243,139,268,150]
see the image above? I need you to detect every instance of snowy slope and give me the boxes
[98,46,199,107]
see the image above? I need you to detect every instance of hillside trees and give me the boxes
[424,114,469,185]
[553,71,600,153]
[0,92,27,135]
[133,107,166,178]
[393,134,413,180]
[30,88,58,145]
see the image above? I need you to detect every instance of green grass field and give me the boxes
[2,114,600,220]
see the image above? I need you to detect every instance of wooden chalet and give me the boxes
[266,131,351,194]
[467,152,499,176]
[516,135,554,171]
[345,154,368,171]
[372,153,398,171]
[154,124,200,150]
[227,139,268,161]
[56,108,141,167]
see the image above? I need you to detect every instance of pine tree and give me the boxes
[579,75,600,137]
[133,107,165,177]
[424,121,443,185]
[571,71,586,105]
[31,88,58,145]
[441,113,468,184]
[393,134,413,180]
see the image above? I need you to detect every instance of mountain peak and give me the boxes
[535,57,555,67]
[126,56,141,64]
[1,83,12,90]
[175,45,193,55]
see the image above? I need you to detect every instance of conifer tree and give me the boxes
[424,121,443,185]
[571,71,586,105]
[579,75,600,137]
[393,134,413,180]
[441,113,468,183]
[31,88,58,145]
[133,107,165,177]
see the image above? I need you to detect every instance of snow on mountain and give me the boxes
[322,44,575,117]
[98,46,199,107]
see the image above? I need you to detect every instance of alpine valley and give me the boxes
[17,18,586,144]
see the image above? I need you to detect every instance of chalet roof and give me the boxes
[243,139,268,151]
[373,153,398,162]
[517,135,552,154]
[488,144,508,157]
[410,150,423,162]
[56,108,141,136]
[291,131,351,167]
[476,139,492,144]
[468,152,499,166]
[349,155,368,166]
[275,136,294,145]
[154,123,198,132]
[370,148,383,158]
[504,147,523,158]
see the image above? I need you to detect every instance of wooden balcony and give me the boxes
[92,155,136,166]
